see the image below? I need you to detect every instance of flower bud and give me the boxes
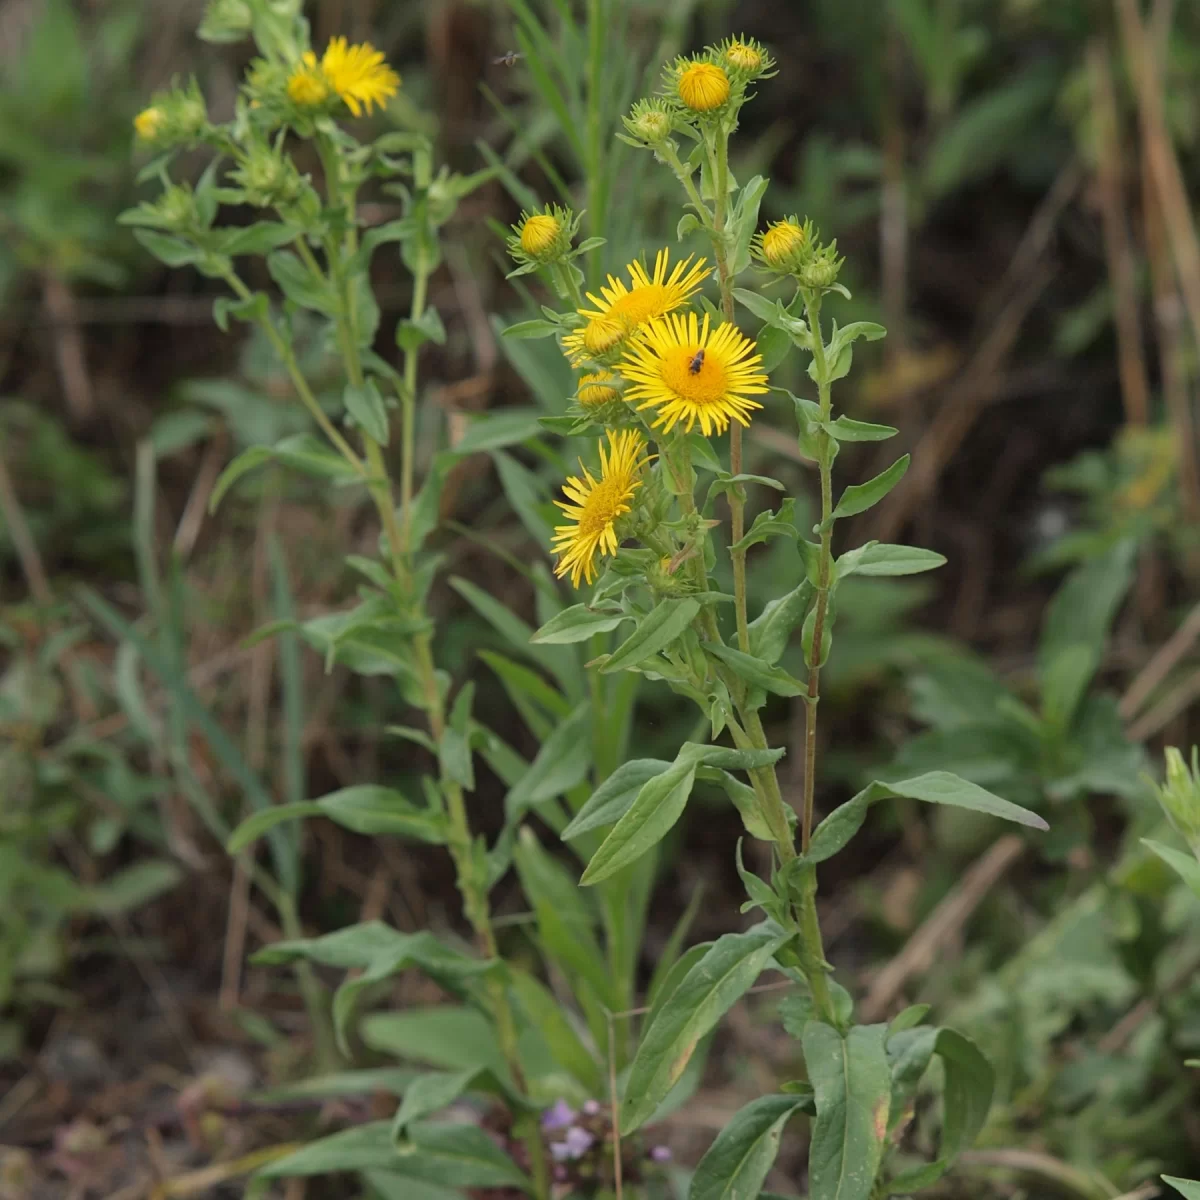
[797,253,842,290]
[520,213,561,259]
[623,99,674,146]
[676,61,730,113]
[1156,746,1200,853]
[576,371,621,408]
[758,219,806,270]
[198,0,253,44]
[134,106,167,143]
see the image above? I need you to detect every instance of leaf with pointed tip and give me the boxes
[622,924,790,1133]
[831,456,910,520]
[689,1094,807,1200]
[600,598,701,674]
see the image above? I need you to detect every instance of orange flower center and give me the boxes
[659,345,730,406]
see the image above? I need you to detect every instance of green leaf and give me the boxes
[580,753,698,885]
[344,380,390,445]
[600,598,701,674]
[531,603,627,644]
[266,249,337,313]
[394,1123,529,1191]
[826,321,887,361]
[226,786,446,852]
[133,229,198,268]
[454,408,542,454]
[888,1028,994,1192]
[218,223,297,257]
[805,793,871,864]
[256,1122,401,1175]
[689,1094,806,1200]
[875,771,1048,830]
[831,456,910,520]
[505,703,592,818]
[563,758,670,840]
[73,860,182,916]
[509,968,603,1094]
[803,1022,891,1200]
[502,318,559,340]
[703,642,806,697]
[731,497,799,552]
[1164,1178,1200,1200]
[362,1006,509,1080]
[209,435,361,513]
[391,1068,487,1136]
[622,923,790,1133]
[1142,839,1200,903]
[748,580,814,666]
[836,543,946,579]
[826,416,898,442]
[396,307,447,351]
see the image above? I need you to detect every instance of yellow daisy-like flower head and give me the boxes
[134,106,166,142]
[576,371,621,408]
[756,218,807,271]
[620,311,768,436]
[552,429,650,588]
[519,213,561,258]
[320,37,400,116]
[677,61,730,112]
[562,249,709,365]
[287,53,330,106]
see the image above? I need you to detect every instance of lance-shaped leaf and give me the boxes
[531,603,628,644]
[622,923,790,1133]
[703,642,806,697]
[600,598,701,674]
[689,1093,808,1200]
[748,580,814,665]
[836,542,947,579]
[831,455,910,521]
[803,1022,891,1200]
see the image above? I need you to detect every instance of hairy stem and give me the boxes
[800,291,835,853]
[709,128,751,653]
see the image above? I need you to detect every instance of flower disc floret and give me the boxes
[677,61,730,112]
[620,311,768,436]
[562,249,709,365]
[552,429,650,587]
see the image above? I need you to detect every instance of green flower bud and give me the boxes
[1156,746,1200,853]
[198,0,253,44]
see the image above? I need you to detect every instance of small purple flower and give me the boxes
[582,1099,601,1116]
[541,1099,576,1132]
[650,1144,672,1163]
[550,1125,596,1161]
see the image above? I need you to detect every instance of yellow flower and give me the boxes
[725,41,763,72]
[577,371,621,408]
[620,311,768,436]
[287,55,330,106]
[288,38,400,116]
[552,430,649,588]
[562,249,709,365]
[134,107,166,141]
[677,62,730,112]
[320,37,400,116]
[519,213,561,258]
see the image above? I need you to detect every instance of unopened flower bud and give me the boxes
[677,61,730,112]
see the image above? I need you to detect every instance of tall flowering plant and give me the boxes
[125,3,1049,1195]
[509,36,1051,1199]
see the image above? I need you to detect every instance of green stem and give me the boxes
[799,291,835,854]
[222,270,365,474]
[400,251,431,556]
[660,142,709,226]
[585,0,605,290]
[707,128,751,654]
[318,136,549,1200]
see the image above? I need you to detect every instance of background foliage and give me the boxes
[2,0,1200,1196]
